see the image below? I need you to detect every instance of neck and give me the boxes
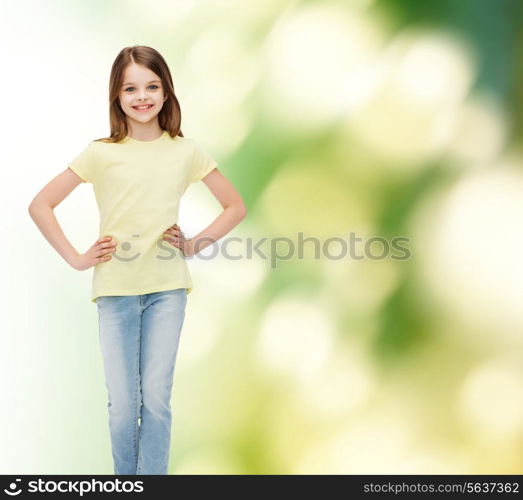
[127,120,164,141]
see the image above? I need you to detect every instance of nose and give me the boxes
[137,88,150,100]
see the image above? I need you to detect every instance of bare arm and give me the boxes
[163,168,247,255]
[28,167,116,270]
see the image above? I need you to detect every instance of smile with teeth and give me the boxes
[133,104,154,111]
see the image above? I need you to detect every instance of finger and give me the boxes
[96,245,117,255]
[98,238,114,245]
[98,242,117,250]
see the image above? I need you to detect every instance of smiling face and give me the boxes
[119,63,167,128]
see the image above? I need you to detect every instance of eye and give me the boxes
[123,85,160,92]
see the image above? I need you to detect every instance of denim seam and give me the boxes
[135,300,142,473]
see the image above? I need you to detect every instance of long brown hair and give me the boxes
[94,45,184,143]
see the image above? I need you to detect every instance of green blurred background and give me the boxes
[3,0,523,473]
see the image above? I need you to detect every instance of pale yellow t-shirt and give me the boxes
[68,130,218,303]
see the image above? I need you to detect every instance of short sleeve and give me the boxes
[68,142,97,184]
[189,140,218,184]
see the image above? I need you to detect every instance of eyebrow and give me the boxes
[121,80,161,86]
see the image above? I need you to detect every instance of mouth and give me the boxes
[132,104,154,112]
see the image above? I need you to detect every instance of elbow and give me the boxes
[28,199,50,217]
[237,200,247,220]
[28,198,40,214]
[28,203,39,221]
[223,198,247,220]
[28,201,37,216]
[28,205,38,223]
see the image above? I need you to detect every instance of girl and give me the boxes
[28,45,247,475]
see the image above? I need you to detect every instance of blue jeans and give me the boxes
[96,288,187,475]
